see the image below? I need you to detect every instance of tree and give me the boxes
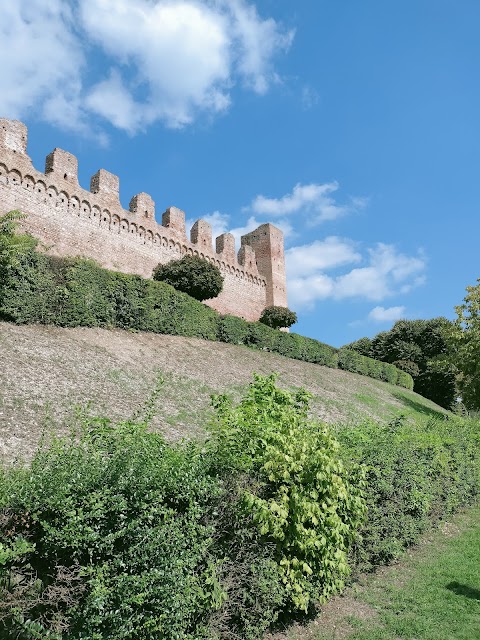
[152,255,223,301]
[444,280,480,410]
[259,305,297,329]
[344,318,457,409]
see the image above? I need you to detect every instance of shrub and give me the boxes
[0,414,223,639]
[337,414,480,572]
[153,255,223,301]
[259,305,297,329]
[1,376,479,638]
[208,374,366,612]
[217,314,250,344]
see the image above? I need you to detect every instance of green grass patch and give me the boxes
[285,504,480,640]
[353,393,380,407]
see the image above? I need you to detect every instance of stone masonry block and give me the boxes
[190,219,213,251]
[45,148,78,185]
[162,206,186,239]
[90,169,120,198]
[129,192,155,220]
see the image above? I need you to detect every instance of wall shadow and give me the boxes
[446,582,480,601]
[391,392,446,419]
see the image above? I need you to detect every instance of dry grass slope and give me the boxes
[0,322,448,462]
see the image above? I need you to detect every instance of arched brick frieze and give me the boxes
[35,180,46,196]
[70,196,80,215]
[120,218,129,233]
[8,169,22,186]
[92,205,101,223]
[22,175,35,191]
[112,214,121,232]
[47,185,58,202]
[81,200,91,217]
[57,191,69,208]
[101,209,111,228]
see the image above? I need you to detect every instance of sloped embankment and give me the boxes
[0,322,447,462]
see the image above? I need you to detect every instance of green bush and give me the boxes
[296,334,338,368]
[382,361,400,386]
[208,374,366,612]
[337,414,480,572]
[153,255,224,301]
[1,375,479,638]
[217,314,250,344]
[0,417,223,639]
[0,375,366,638]
[259,305,297,329]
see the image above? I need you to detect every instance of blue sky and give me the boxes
[1,0,479,347]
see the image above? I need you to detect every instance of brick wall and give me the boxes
[0,118,288,321]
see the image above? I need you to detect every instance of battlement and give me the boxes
[0,118,288,320]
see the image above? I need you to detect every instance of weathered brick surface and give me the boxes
[0,119,288,320]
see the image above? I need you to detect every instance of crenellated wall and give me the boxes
[0,118,288,320]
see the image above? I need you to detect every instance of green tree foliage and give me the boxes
[259,305,297,329]
[153,255,224,301]
[445,279,480,411]
[345,318,457,408]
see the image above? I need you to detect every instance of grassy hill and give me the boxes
[0,321,448,463]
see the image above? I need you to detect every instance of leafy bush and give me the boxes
[259,305,297,329]
[1,375,479,638]
[337,349,411,388]
[217,314,250,344]
[337,414,480,572]
[208,374,366,612]
[153,255,224,301]
[0,410,225,639]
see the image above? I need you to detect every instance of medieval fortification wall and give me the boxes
[0,119,287,321]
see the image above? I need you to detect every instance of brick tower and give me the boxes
[240,223,288,308]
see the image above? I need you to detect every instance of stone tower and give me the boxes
[240,223,288,308]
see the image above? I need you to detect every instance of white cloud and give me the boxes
[227,0,295,94]
[249,181,367,224]
[0,1,293,135]
[368,306,406,323]
[286,237,361,278]
[0,2,85,126]
[287,241,426,310]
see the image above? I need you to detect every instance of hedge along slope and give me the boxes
[0,251,412,389]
